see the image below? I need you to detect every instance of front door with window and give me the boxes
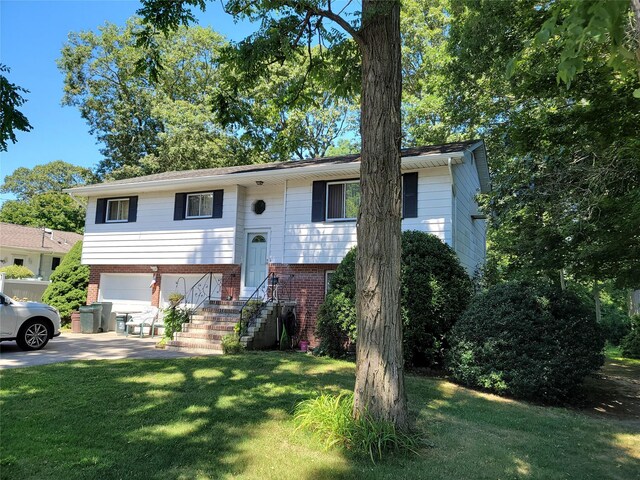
[245,233,268,289]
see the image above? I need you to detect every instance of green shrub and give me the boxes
[447,281,605,403]
[621,316,640,359]
[0,265,34,279]
[41,242,89,323]
[162,306,189,339]
[315,231,472,367]
[221,334,244,354]
[294,393,421,463]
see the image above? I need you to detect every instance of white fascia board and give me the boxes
[65,152,465,197]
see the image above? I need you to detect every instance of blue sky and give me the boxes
[0,0,259,205]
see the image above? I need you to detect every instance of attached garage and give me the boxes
[98,273,154,312]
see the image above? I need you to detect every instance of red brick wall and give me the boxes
[269,263,338,345]
[87,264,242,306]
[88,262,336,345]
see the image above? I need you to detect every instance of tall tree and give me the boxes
[447,0,640,288]
[137,0,408,428]
[59,18,357,179]
[0,64,32,151]
[0,161,92,233]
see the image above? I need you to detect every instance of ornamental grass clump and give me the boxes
[294,393,422,463]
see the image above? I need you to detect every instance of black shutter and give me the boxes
[174,193,186,220]
[212,190,224,218]
[402,172,418,219]
[311,181,327,222]
[128,196,138,222]
[95,198,107,224]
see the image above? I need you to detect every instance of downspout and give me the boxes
[282,179,288,264]
[448,157,457,250]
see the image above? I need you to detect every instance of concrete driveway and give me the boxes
[0,332,196,369]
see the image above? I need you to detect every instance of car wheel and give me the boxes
[16,319,50,351]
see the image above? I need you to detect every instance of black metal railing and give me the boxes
[239,272,279,335]
[181,273,223,319]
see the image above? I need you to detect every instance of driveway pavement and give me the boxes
[0,332,196,369]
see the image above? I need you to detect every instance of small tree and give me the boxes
[42,241,89,323]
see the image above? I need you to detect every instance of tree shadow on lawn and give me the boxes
[1,353,638,480]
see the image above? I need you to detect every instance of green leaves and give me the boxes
[0,64,32,151]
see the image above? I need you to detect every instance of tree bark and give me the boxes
[353,0,408,430]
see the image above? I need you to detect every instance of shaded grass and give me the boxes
[607,344,640,367]
[0,352,638,479]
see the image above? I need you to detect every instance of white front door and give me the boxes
[245,233,268,289]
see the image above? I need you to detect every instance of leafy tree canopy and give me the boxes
[0,64,32,151]
[446,0,640,288]
[1,160,94,200]
[58,17,357,179]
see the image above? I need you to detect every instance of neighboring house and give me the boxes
[67,140,490,341]
[0,223,83,280]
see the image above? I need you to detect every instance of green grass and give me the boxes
[1,352,638,479]
[606,344,640,366]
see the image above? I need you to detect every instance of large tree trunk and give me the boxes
[353,0,408,430]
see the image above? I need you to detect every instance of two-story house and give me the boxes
[67,140,490,343]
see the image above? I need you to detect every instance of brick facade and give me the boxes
[88,262,337,346]
[269,263,338,344]
[87,264,242,306]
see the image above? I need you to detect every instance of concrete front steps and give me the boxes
[165,300,244,354]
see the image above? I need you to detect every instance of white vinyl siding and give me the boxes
[452,152,486,274]
[83,190,237,265]
[106,198,129,223]
[283,168,453,264]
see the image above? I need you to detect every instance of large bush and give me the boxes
[42,241,89,323]
[0,264,34,279]
[447,282,605,403]
[621,316,640,359]
[315,231,473,367]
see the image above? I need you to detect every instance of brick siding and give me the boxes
[88,262,337,346]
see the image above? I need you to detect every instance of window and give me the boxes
[13,258,24,266]
[95,196,137,224]
[186,193,213,219]
[51,257,61,271]
[325,270,335,295]
[174,190,223,220]
[326,181,360,221]
[312,174,417,222]
[106,198,130,222]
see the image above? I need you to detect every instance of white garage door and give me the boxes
[160,274,222,308]
[98,274,153,312]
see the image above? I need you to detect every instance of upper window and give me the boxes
[186,193,213,219]
[326,181,360,221]
[106,198,130,223]
[95,196,138,224]
[174,190,223,221]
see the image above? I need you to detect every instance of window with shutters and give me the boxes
[106,198,130,223]
[326,181,360,221]
[186,193,214,219]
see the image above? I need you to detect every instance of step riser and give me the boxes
[175,332,225,341]
[183,324,235,332]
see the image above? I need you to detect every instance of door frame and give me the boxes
[241,230,270,295]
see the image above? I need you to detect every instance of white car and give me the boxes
[0,293,61,351]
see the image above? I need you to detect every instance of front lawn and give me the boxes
[1,353,638,479]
